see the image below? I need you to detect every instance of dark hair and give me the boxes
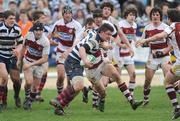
[98,23,114,33]
[32,21,44,31]
[167,9,180,22]
[161,2,169,9]
[32,10,45,21]
[0,12,4,19]
[93,9,103,18]
[84,17,95,26]
[9,1,17,5]
[100,2,114,13]
[150,7,163,21]
[4,10,15,19]
[123,4,138,18]
[19,9,27,14]
[87,1,97,13]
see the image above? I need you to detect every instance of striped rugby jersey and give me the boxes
[0,22,23,58]
[69,30,103,61]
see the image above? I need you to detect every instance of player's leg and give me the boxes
[164,69,180,120]
[101,63,142,110]
[124,64,136,96]
[0,62,8,111]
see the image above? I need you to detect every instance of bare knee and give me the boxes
[71,76,84,91]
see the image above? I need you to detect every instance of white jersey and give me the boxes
[119,19,137,56]
[165,22,180,61]
[52,19,82,53]
[142,22,169,50]
[24,32,50,62]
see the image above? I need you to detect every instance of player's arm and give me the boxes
[17,40,27,67]
[48,32,58,46]
[79,45,93,68]
[136,31,168,47]
[23,39,50,70]
[117,27,134,56]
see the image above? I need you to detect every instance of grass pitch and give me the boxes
[0,86,179,121]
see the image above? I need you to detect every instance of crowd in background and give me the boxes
[0,0,179,27]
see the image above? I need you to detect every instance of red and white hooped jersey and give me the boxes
[165,22,180,61]
[52,19,82,53]
[142,22,169,50]
[24,32,50,62]
[119,19,137,56]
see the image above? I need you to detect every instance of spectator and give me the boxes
[17,9,33,37]
[161,2,169,24]
[8,0,19,21]
[74,9,85,25]
[71,0,87,16]
[86,0,96,18]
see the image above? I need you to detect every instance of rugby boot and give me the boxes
[23,98,32,110]
[49,98,65,115]
[98,98,105,112]
[142,100,149,107]
[15,97,21,108]
[36,95,44,102]
[130,100,143,110]
[172,109,180,120]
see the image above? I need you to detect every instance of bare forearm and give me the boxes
[145,32,168,43]
[163,44,172,54]
[18,45,26,60]
[79,47,87,62]
[119,32,131,49]
[31,55,48,66]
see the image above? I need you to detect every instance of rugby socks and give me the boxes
[0,86,5,104]
[37,73,47,95]
[57,82,64,94]
[30,92,37,101]
[2,86,8,104]
[57,85,76,108]
[118,82,133,102]
[129,81,136,95]
[13,80,21,98]
[24,85,31,99]
[92,90,99,108]
[143,87,151,102]
[166,85,180,111]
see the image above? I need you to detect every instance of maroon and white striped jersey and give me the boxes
[142,22,169,50]
[165,22,180,61]
[52,19,82,53]
[24,32,50,62]
[119,19,137,56]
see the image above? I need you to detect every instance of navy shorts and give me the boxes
[64,56,84,80]
[0,56,18,73]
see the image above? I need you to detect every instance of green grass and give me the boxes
[0,86,179,121]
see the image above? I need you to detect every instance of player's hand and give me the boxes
[129,48,134,57]
[84,60,93,68]
[135,39,146,47]
[12,48,20,57]
[100,42,113,50]
[121,44,128,49]
[61,52,68,59]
